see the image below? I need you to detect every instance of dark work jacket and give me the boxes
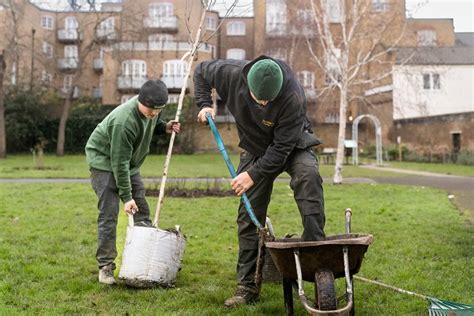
[193,55,321,183]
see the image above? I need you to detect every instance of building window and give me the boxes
[149,2,173,17]
[324,0,342,23]
[11,62,16,85]
[372,0,390,12]
[41,70,52,83]
[206,16,217,31]
[148,33,174,45]
[41,15,54,30]
[266,48,288,62]
[226,21,245,36]
[325,48,341,84]
[297,71,314,89]
[122,60,147,77]
[64,45,78,59]
[422,73,441,90]
[65,16,78,30]
[98,17,114,33]
[42,42,53,58]
[63,75,73,91]
[163,60,188,78]
[121,94,134,104]
[417,30,437,46]
[226,48,246,60]
[266,0,287,35]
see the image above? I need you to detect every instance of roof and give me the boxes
[455,33,474,47]
[396,47,474,65]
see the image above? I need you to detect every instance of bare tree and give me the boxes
[306,0,406,183]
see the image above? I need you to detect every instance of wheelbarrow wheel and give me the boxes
[315,270,337,311]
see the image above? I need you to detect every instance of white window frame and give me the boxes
[41,70,52,83]
[266,0,287,35]
[206,16,217,31]
[41,15,54,30]
[63,75,73,91]
[226,48,246,60]
[226,21,246,36]
[324,0,343,23]
[149,2,173,17]
[65,16,78,30]
[266,48,288,62]
[98,17,114,33]
[121,60,147,77]
[148,33,174,44]
[64,45,78,59]
[417,30,437,47]
[422,73,441,90]
[297,71,315,89]
[42,42,53,58]
[163,60,188,78]
[372,0,390,12]
[325,48,341,84]
[121,94,135,104]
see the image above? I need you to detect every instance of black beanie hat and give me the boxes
[138,80,168,109]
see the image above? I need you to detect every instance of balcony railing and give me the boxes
[60,86,80,99]
[117,76,148,90]
[96,28,117,41]
[143,16,178,31]
[93,58,103,71]
[160,75,186,90]
[57,58,78,70]
[57,29,82,42]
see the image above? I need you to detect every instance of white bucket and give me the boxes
[119,217,186,288]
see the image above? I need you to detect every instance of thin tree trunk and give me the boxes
[56,88,74,156]
[333,87,348,184]
[0,54,6,159]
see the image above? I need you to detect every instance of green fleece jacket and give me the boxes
[85,96,167,202]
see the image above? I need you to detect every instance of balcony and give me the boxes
[57,58,78,70]
[117,76,148,91]
[60,86,80,99]
[96,28,117,41]
[57,29,82,42]
[143,16,178,32]
[161,75,187,91]
[93,88,103,98]
[93,58,103,71]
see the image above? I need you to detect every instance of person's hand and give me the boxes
[231,172,254,196]
[197,107,215,125]
[124,199,138,215]
[166,120,181,134]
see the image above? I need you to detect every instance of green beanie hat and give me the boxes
[247,59,283,101]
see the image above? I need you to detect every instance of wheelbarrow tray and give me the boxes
[265,233,373,282]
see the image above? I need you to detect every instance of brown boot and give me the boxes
[224,285,259,308]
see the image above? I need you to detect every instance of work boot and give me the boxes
[98,264,116,285]
[224,285,259,308]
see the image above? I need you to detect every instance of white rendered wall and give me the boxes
[393,65,474,119]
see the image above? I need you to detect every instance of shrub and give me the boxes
[455,150,474,165]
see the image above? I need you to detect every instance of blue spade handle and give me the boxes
[206,112,263,229]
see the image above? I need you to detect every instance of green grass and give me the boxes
[0,154,406,179]
[383,160,474,177]
[0,182,472,315]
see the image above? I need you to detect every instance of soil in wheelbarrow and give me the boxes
[147,188,235,198]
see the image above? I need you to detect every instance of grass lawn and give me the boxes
[0,182,472,315]
[382,160,474,177]
[0,154,407,179]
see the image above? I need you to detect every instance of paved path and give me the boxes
[1,168,472,213]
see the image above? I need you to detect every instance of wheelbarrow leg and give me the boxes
[283,278,294,315]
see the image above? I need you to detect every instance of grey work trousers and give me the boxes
[90,168,152,269]
[236,148,325,289]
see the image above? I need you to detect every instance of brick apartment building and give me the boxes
[0,0,472,154]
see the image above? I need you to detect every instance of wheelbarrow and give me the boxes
[265,209,373,315]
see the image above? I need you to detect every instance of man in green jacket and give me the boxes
[85,79,180,285]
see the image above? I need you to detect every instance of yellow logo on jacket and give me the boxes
[262,120,274,127]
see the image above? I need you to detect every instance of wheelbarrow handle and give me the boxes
[206,113,263,229]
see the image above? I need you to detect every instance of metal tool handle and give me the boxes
[206,113,262,229]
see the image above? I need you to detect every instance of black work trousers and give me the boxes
[236,148,325,289]
[89,168,152,269]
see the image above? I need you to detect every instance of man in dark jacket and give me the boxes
[194,56,325,308]
[85,80,180,285]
